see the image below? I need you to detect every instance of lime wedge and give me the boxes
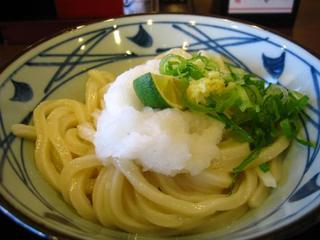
[133,72,183,109]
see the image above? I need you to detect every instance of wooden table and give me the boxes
[0,0,319,239]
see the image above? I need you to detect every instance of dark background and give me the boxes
[0,0,320,239]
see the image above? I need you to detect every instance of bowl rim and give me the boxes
[0,12,320,240]
[1,12,319,75]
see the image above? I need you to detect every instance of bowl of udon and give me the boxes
[0,14,320,240]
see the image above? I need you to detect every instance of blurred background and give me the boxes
[0,0,311,40]
[0,0,319,69]
[0,0,319,239]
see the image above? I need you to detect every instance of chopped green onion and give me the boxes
[233,148,262,173]
[236,85,253,112]
[160,53,216,81]
[156,51,313,166]
[228,172,240,195]
[295,137,316,147]
[259,162,270,173]
[216,113,254,143]
[280,118,295,139]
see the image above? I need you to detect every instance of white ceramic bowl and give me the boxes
[0,14,320,240]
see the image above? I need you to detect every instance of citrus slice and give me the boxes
[133,72,183,109]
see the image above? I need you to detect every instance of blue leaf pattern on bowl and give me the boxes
[127,24,153,48]
[262,52,286,78]
[10,79,33,102]
[289,172,320,202]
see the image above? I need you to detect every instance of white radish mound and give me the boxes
[94,56,225,176]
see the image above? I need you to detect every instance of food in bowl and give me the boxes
[11,48,311,235]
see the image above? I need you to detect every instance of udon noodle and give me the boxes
[12,52,290,236]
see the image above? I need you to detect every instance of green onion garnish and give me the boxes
[259,162,270,173]
[156,52,313,175]
[233,148,262,173]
